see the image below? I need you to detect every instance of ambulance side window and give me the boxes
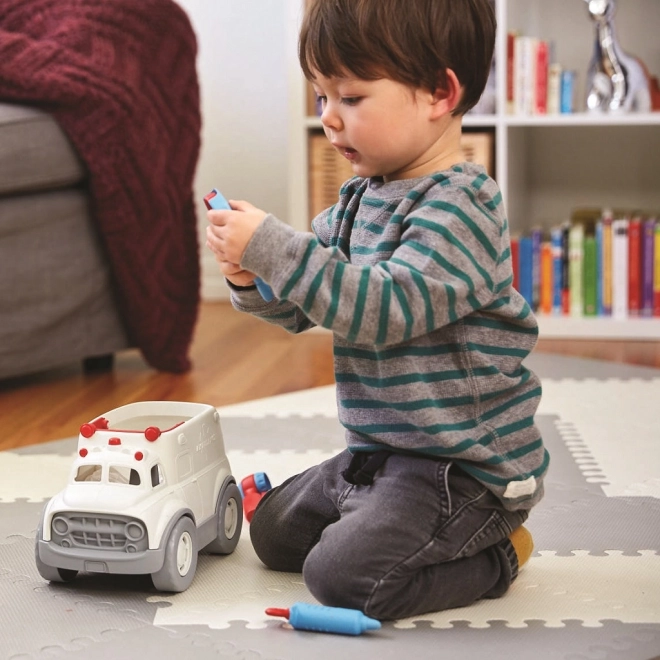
[109,466,141,485]
[151,464,165,488]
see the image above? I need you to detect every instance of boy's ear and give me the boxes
[430,69,463,117]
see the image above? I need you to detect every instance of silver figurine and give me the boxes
[584,0,651,113]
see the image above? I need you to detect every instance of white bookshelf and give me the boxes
[287,0,660,340]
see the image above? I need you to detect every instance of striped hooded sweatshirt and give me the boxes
[232,163,549,511]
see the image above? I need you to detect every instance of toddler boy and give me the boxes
[206,0,548,621]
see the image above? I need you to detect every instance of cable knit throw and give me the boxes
[0,0,201,372]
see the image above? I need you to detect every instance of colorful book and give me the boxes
[540,240,553,314]
[519,235,534,307]
[569,222,584,317]
[627,216,642,317]
[550,225,563,314]
[547,63,562,115]
[642,218,655,317]
[583,233,597,316]
[514,36,537,115]
[595,220,604,315]
[506,31,517,115]
[511,234,520,292]
[534,40,549,115]
[561,221,571,314]
[531,227,542,311]
[560,70,575,114]
[654,219,660,317]
[612,218,629,320]
[601,210,613,316]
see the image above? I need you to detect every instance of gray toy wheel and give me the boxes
[151,516,198,592]
[205,481,242,555]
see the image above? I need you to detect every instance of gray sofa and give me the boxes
[0,102,129,380]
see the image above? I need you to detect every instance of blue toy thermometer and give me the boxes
[204,188,274,302]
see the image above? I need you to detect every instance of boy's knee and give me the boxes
[303,543,374,612]
[248,497,299,572]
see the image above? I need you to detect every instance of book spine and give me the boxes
[534,40,548,115]
[511,234,520,292]
[560,70,575,114]
[601,211,613,316]
[547,63,562,115]
[642,218,655,317]
[654,219,660,317]
[628,216,642,317]
[569,222,584,317]
[540,240,553,314]
[561,222,571,314]
[612,218,629,320]
[551,226,563,314]
[507,31,517,115]
[531,228,542,311]
[519,236,534,307]
[583,233,597,316]
[595,220,603,315]
[515,36,537,115]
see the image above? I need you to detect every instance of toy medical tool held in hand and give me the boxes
[204,188,274,301]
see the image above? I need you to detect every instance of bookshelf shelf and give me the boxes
[537,316,660,340]
[287,0,660,340]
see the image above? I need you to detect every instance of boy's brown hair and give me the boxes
[299,0,496,116]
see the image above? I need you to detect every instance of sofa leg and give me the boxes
[83,354,115,374]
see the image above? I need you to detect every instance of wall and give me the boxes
[176,0,292,299]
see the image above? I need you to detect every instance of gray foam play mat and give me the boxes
[1,353,659,659]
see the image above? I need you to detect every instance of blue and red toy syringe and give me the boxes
[266,602,381,635]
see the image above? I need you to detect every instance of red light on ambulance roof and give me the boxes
[79,448,88,458]
[80,423,95,438]
[135,451,144,461]
[108,437,121,446]
[145,427,161,442]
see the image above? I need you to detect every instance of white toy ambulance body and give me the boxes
[35,401,242,592]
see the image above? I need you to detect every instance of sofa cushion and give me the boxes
[0,188,129,379]
[0,103,86,197]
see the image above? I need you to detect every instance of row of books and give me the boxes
[507,33,576,115]
[511,211,660,319]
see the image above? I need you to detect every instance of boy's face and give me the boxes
[312,72,453,182]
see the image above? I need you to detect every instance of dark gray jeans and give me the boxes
[250,449,527,621]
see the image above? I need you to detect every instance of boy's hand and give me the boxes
[206,199,267,266]
[217,260,259,288]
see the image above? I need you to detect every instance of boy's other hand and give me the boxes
[206,199,267,266]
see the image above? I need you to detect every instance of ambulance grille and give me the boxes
[50,513,148,552]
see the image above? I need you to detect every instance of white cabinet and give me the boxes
[287,0,660,339]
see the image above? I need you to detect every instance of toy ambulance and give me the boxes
[35,401,242,592]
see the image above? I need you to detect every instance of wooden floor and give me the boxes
[1,301,659,451]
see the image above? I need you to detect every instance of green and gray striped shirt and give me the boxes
[235,163,548,510]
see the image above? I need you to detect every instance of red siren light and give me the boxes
[80,423,95,438]
[145,427,161,442]
[108,437,121,446]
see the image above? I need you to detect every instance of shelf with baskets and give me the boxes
[287,0,660,339]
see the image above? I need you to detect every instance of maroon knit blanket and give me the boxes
[0,0,201,372]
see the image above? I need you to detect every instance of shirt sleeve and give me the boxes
[241,186,506,346]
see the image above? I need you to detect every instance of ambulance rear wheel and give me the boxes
[205,481,242,554]
[151,516,198,592]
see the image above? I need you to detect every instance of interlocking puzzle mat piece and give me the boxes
[0,537,164,659]
[526,352,660,380]
[538,379,660,500]
[19,620,660,660]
